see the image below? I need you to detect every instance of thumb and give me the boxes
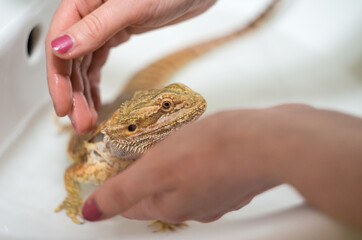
[51,0,141,58]
[81,158,165,222]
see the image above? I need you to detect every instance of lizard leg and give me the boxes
[55,163,84,224]
[149,220,188,232]
[55,161,120,224]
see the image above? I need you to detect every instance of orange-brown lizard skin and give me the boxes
[56,83,207,228]
[55,0,279,230]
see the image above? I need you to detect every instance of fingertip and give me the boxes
[69,92,93,134]
[81,180,125,221]
[87,173,147,220]
[50,74,73,117]
[82,198,103,222]
[82,153,168,221]
[53,103,71,117]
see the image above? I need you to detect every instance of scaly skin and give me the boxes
[55,83,207,226]
[55,0,279,230]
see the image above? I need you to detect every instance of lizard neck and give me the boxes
[104,130,170,159]
[88,130,172,161]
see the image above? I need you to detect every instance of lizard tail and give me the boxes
[97,0,279,121]
[119,0,279,95]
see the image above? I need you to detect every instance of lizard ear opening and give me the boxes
[128,124,137,132]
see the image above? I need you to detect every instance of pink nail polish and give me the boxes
[51,34,73,54]
[82,198,103,221]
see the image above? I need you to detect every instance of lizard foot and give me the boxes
[55,195,84,224]
[149,220,188,232]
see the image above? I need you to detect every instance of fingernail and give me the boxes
[51,34,73,54]
[82,198,103,221]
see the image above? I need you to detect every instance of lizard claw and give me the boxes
[54,202,64,212]
[149,220,188,232]
[55,196,84,224]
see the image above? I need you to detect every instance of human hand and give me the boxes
[81,104,362,228]
[45,0,216,134]
[80,108,284,223]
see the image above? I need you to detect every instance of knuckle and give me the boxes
[81,13,106,43]
[76,0,104,17]
[130,0,157,24]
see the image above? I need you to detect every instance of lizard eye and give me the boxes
[128,124,137,132]
[161,100,173,111]
[162,101,171,109]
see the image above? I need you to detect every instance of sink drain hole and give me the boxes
[27,25,41,57]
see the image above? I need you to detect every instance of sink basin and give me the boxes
[0,0,361,239]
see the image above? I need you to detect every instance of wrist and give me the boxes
[212,110,282,196]
[257,106,362,227]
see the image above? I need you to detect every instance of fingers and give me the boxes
[80,55,98,129]
[81,159,170,221]
[65,55,97,133]
[46,0,103,121]
[68,92,93,134]
[46,0,84,116]
[46,0,216,132]
[47,0,117,125]
[46,53,73,116]
[47,0,133,127]
[87,45,110,110]
[50,0,139,58]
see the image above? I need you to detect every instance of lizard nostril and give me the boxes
[128,124,137,132]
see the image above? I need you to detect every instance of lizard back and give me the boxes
[67,0,279,163]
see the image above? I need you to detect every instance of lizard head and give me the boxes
[102,83,207,158]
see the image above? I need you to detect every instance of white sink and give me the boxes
[0,0,361,239]
[0,0,58,155]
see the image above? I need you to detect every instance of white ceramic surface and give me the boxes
[0,0,361,239]
[0,0,59,156]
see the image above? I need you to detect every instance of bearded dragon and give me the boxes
[55,0,279,231]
